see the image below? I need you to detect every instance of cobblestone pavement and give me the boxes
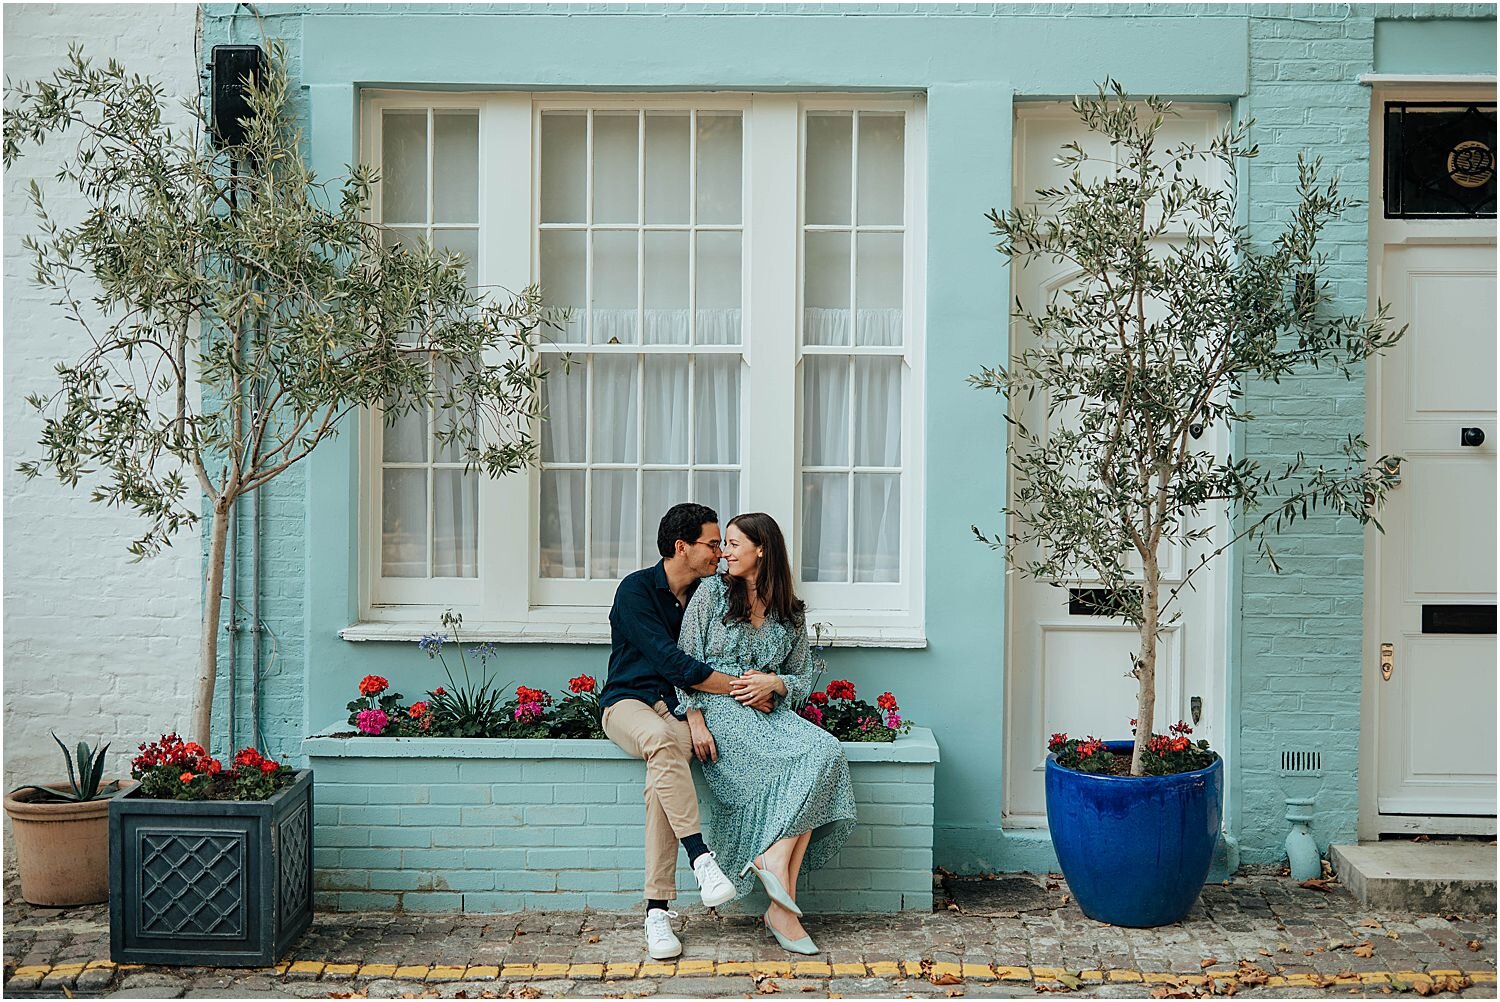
[4,864,1494,999]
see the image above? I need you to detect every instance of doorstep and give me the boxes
[1330,841,1497,912]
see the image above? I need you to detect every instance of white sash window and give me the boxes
[358,92,925,643]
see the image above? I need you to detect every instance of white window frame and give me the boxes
[352,90,926,647]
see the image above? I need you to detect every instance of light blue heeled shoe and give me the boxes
[740,857,802,916]
[765,909,819,956]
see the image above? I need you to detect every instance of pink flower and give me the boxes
[514,701,545,724]
[885,712,902,730]
[356,708,389,735]
[799,704,824,726]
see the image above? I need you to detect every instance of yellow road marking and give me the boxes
[321,963,360,977]
[961,962,996,980]
[357,963,397,977]
[426,965,468,981]
[995,965,1031,981]
[465,965,500,979]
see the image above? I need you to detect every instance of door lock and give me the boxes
[1380,456,1403,486]
[1380,642,1394,682]
[1461,427,1486,447]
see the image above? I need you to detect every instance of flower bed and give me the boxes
[302,725,939,914]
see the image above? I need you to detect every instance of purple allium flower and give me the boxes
[418,633,445,657]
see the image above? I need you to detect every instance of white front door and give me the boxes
[1003,105,1229,824]
[1373,242,1497,820]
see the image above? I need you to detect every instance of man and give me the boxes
[601,502,769,960]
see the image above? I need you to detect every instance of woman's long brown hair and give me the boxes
[722,512,805,627]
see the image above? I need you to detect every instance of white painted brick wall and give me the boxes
[3,4,203,788]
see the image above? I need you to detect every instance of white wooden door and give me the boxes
[1374,242,1497,819]
[1004,105,1229,823]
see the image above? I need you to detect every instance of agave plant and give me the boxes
[14,735,122,803]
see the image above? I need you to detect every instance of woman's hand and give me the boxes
[730,670,785,711]
[686,709,717,763]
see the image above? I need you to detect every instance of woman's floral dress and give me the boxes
[675,574,856,899]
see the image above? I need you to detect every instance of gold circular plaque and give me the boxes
[1448,140,1495,189]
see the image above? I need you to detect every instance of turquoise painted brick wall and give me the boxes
[198,3,1496,881]
[303,731,939,913]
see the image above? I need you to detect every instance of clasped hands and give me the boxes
[729,669,783,712]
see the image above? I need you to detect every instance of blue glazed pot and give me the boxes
[1045,741,1223,928]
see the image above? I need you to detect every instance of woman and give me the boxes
[675,512,856,956]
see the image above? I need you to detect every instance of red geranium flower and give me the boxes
[409,701,429,719]
[259,759,279,774]
[234,748,264,768]
[809,691,828,706]
[516,685,551,706]
[1048,732,1069,750]
[433,687,446,696]
[359,674,389,697]
[208,760,223,775]
[568,674,597,694]
[877,692,898,711]
[826,679,856,701]
[179,771,195,783]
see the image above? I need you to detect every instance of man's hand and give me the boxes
[686,709,717,763]
[730,670,784,713]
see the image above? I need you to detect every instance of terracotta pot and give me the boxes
[4,781,129,906]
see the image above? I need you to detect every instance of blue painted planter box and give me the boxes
[301,726,939,913]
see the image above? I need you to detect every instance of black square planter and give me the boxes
[109,769,313,966]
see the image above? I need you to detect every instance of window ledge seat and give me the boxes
[340,621,928,649]
[302,723,939,913]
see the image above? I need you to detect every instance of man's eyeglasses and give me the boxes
[691,538,723,552]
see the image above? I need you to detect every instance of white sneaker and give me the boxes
[644,908,682,960]
[692,851,737,908]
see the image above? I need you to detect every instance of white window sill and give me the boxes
[340,620,927,649]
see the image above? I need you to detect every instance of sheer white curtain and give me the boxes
[801,311,903,583]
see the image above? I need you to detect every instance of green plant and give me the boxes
[551,675,605,739]
[971,81,1403,776]
[421,612,511,737]
[13,734,122,803]
[4,45,556,746]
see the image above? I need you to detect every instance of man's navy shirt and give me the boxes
[601,560,715,713]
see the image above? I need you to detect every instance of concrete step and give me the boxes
[1329,840,1496,913]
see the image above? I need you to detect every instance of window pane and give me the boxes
[857,112,904,225]
[593,112,639,224]
[643,231,689,345]
[382,468,428,577]
[697,113,743,224]
[855,231,903,346]
[592,231,638,345]
[541,355,586,464]
[853,356,902,467]
[381,111,427,225]
[382,404,427,463]
[695,354,740,465]
[539,230,586,344]
[433,112,479,224]
[591,470,638,577]
[805,113,852,225]
[803,231,850,346]
[801,472,848,582]
[802,355,849,466]
[541,113,587,224]
[434,359,479,464]
[695,231,742,346]
[642,470,691,558]
[694,470,740,527]
[432,470,478,578]
[645,113,690,224]
[853,472,900,582]
[591,354,638,463]
[540,470,585,578]
[643,355,689,464]
[433,228,478,289]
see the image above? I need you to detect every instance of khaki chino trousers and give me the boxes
[601,698,701,901]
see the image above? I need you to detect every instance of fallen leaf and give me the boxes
[1256,948,1272,957]
[930,972,963,986]
[1300,878,1334,892]
[946,901,960,911]
[801,987,817,993]
[1469,939,1483,951]
[1054,973,1084,990]
[753,976,781,995]
[1045,880,1059,891]
[587,934,601,944]
[1361,918,1382,928]
[1387,931,1401,940]
[1412,834,1430,842]
[1236,960,1270,986]
[1277,943,1291,953]
[1060,894,1071,905]
[1201,957,1218,968]
[1354,942,1374,958]
[945,990,965,998]
[1412,981,1433,996]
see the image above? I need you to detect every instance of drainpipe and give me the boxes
[1284,796,1321,881]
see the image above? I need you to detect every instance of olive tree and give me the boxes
[5,46,556,746]
[971,82,1404,776]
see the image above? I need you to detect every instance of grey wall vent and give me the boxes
[1280,750,1322,775]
